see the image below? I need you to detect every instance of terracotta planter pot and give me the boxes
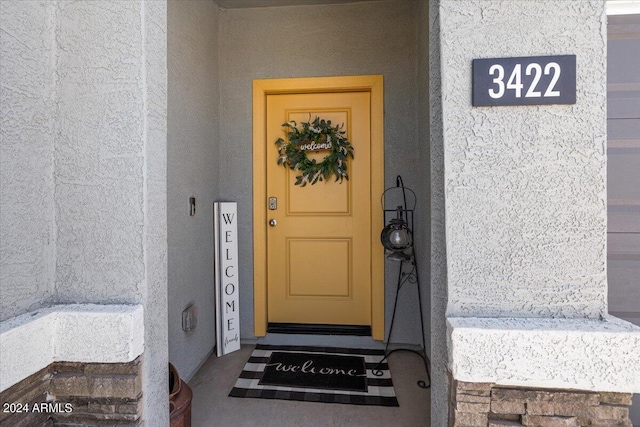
[169,363,193,427]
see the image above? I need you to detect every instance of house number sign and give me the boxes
[472,55,576,106]
[214,202,240,356]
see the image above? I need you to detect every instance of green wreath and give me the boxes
[275,116,354,186]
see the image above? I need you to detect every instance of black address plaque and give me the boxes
[473,55,576,106]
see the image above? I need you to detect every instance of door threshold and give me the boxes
[267,323,372,336]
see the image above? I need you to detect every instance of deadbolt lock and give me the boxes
[268,197,277,210]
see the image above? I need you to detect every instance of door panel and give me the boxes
[288,238,351,297]
[266,92,371,326]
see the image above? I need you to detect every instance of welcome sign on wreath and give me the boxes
[275,116,354,186]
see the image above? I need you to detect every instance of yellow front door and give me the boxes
[266,92,372,326]
[253,75,384,339]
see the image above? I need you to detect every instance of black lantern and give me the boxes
[373,175,430,389]
[380,207,413,262]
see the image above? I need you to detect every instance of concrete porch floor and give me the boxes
[188,345,431,426]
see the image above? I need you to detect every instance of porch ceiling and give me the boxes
[213,0,390,9]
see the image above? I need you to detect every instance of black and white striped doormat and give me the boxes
[229,344,399,406]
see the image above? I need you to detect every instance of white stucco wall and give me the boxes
[218,0,427,346]
[0,0,56,321]
[417,0,431,356]
[440,0,608,319]
[142,1,169,425]
[53,2,169,423]
[429,1,449,426]
[1,1,168,424]
[434,1,637,424]
[168,0,219,381]
[448,316,640,393]
[0,304,144,392]
[54,0,146,304]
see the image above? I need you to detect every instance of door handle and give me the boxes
[269,219,277,227]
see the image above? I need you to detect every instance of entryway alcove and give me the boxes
[167,0,433,425]
[3,1,638,426]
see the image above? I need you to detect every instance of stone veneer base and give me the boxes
[0,357,142,427]
[0,304,144,393]
[449,375,633,427]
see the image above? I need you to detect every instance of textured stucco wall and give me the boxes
[429,1,449,425]
[218,0,426,345]
[142,1,169,425]
[440,0,608,318]
[1,1,168,424]
[0,1,56,321]
[448,316,640,393]
[168,0,219,381]
[53,2,169,421]
[416,0,431,356]
[54,0,146,304]
[415,1,437,419]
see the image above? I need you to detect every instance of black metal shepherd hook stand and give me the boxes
[372,175,431,389]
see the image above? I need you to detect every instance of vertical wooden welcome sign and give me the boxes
[214,202,240,356]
